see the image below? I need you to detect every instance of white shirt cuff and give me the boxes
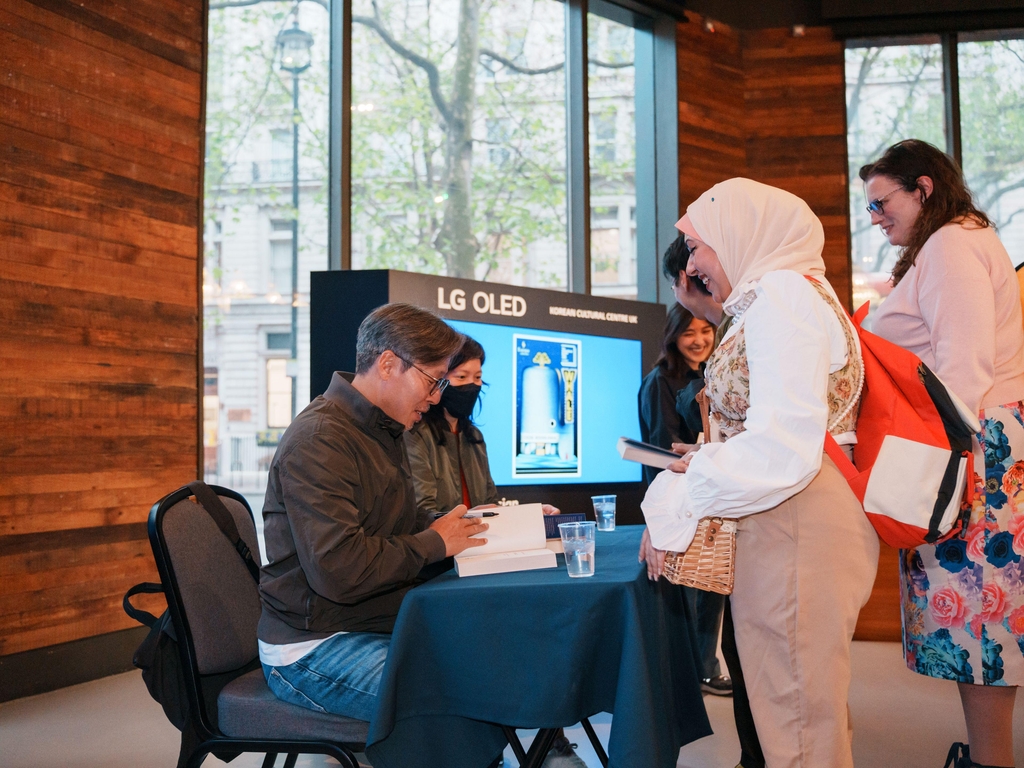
[641,469,699,552]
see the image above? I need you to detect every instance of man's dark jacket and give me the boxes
[258,373,447,644]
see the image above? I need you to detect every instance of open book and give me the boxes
[616,436,683,469]
[453,503,558,577]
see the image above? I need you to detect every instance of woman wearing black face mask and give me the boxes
[405,336,500,515]
[406,336,561,515]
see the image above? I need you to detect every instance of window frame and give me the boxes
[844,28,1024,302]
[846,28,1024,177]
[326,0,679,302]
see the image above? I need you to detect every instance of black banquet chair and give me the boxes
[148,483,369,768]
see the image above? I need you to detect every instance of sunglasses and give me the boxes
[397,355,449,395]
[865,187,903,216]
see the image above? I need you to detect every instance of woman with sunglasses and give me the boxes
[862,140,1024,768]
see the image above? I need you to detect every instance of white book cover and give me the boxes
[453,503,557,576]
[454,548,556,577]
[616,436,681,469]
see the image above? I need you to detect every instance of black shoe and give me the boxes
[701,674,733,696]
[945,743,972,768]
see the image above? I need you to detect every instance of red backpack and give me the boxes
[823,302,980,549]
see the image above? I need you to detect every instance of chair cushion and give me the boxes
[164,498,262,674]
[218,669,369,745]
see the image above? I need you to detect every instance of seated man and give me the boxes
[257,303,488,721]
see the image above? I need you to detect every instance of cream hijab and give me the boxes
[676,178,826,307]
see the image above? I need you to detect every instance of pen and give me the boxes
[432,511,500,519]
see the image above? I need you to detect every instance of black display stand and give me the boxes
[310,269,667,523]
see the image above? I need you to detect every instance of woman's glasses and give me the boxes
[865,187,903,216]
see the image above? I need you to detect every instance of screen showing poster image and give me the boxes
[447,319,642,486]
[513,334,581,478]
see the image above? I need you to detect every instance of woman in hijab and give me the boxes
[639,178,879,768]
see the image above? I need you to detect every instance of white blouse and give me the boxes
[642,270,857,553]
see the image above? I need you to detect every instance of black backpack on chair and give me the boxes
[123,482,261,766]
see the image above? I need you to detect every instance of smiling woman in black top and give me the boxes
[637,303,715,485]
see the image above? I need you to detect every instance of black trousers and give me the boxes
[721,597,765,768]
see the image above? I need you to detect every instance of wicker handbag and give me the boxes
[663,517,736,594]
[662,386,736,595]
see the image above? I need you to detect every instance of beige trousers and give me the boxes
[730,455,879,768]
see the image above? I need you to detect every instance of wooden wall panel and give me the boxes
[677,17,900,641]
[677,17,852,308]
[852,543,902,642]
[742,27,853,309]
[676,13,746,213]
[0,0,202,657]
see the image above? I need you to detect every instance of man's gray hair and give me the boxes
[355,303,464,374]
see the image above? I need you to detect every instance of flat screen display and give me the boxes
[448,318,642,486]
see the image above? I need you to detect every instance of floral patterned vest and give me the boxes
[704,279,863,443]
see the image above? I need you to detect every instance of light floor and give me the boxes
[3,641,1024,768]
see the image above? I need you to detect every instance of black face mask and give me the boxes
[441,383,482,420]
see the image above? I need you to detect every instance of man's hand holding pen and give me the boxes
[429,504,490,556]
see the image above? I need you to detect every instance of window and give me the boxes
[350,0,569,288]
[266,358,293,429]
[486,118,513,167]
[269,220,293,296]
[203,368,219,479]
[203,0,677,502]
[959,32,1024,266]
[591,109,617,162]
[203,2,329,504]
[588,9,637,299]
[845,40,944,311]
[270,129,292,181]
[266,331,293,350]
[845,31,1024,312]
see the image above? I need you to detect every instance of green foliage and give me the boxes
[847,40,1024,274]
[958,40,1024,224]
[846,44,944,272]
[350,0,571,281]
[205,0,636,286]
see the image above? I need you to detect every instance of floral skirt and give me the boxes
[901,401,1024,686]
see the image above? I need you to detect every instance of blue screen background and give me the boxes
[449,319,642,485]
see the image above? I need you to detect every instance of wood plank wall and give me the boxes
[743,27,853,308]
[676,14,902,641]
[0,0,203,658]
[676,15,745,214]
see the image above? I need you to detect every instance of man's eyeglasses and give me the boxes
[865,187,903,216]
[397,355,449,395]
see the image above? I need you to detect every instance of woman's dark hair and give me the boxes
[662,236,691,282]
[662,235,711,295]
[654,304,708,376]
[422,335,486,446]
[859,139,991,286]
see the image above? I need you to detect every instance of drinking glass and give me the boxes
[559,521,596,577]
[591,494,616,531]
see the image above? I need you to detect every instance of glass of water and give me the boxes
[591,494,617,531]
[558,521,596,578]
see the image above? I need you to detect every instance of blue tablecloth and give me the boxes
[365,526,712,768]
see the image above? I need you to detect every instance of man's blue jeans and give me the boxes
[262,632,391,722]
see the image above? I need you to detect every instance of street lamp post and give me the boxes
[277,18,313,421]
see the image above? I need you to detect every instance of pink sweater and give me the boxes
[871,221,1024,414]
